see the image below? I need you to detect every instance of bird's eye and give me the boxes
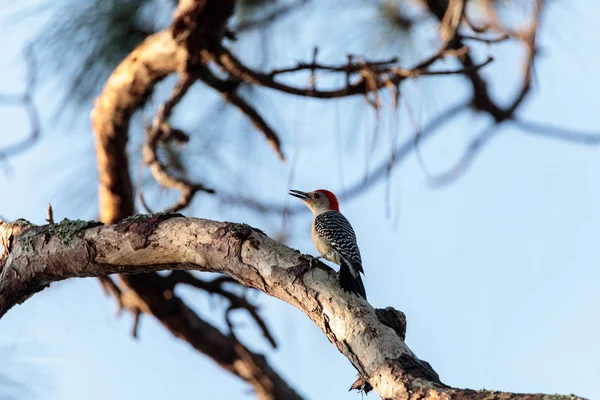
[313,193,320,199]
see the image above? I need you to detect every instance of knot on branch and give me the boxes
[376,307,407,341]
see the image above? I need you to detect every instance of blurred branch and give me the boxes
[218,100,471,214]
[118,271,300,399]
[98,276,126,314]
[425,119,600,189]
[142,74,215,213]
[428,125,499,187]
[424,0,543,122]
[165,271,277,348]
[413,0,467,70]
[225,91,285,161]
[197,67,285,161]
[512,119,600,144]
[0,45,40,162]
[213,45,492,101]
[502,1,542,118]
[460,33,510,44]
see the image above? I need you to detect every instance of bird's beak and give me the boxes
[289,189,309,200]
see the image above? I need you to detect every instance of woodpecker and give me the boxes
[289,189,367,299]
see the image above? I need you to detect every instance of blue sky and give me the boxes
[1,1,599,399]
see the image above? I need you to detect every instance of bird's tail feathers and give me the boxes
[339,261,367,300]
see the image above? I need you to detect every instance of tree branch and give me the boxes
[0,216,586,400]
[0,215,300,400]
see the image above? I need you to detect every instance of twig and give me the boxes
[309,47,318,91]
[143,74,215,213]
[45,203,54,224]
[391,56,494,78]
[138,192,155,214]
[132,310,142,339]
[214,43,491,100]
[502,1,542,118]
[266,56,398,77]
[224,92,285,161]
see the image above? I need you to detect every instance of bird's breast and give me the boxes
[311,224,341,265]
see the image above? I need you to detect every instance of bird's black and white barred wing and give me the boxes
[314,211,363,276]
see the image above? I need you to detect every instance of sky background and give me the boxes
[0,1,599,399]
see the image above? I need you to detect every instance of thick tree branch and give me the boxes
[0,215,300,400]
[0,216,586,400]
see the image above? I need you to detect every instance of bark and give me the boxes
[0,216,585,400]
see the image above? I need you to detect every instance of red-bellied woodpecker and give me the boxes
[289,189,367,299]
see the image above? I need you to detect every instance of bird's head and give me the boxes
[289,189,340,215]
